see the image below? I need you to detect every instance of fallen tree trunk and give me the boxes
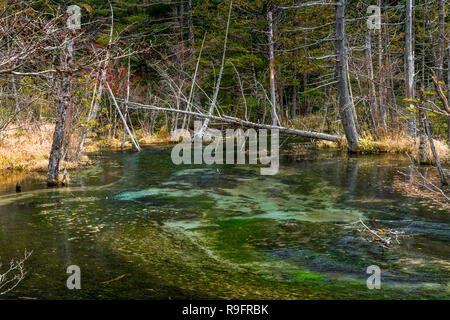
[124,100,341,142]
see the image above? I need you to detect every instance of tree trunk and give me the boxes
[178,0,184,41]
[435,0,445,81]
[76,3,114,159]
[418,89,429,164]
[448,44,450,145]
[122,56,131,147]
[424,114,447,186]
[291,85,296,119]
[405,0,416,138]
[385,21,399,130]
[335,0,359,151]
[47,38,73,186]
[347,60,358,128]
[418,12,429,165]
[196,0,232,139]
[377,0,387,132]
[76,62,107,159]
[187,0,194,49]
[278,74,284,122]
[302,73,307,114]
[365,29,379,139]
[268,10,280,126]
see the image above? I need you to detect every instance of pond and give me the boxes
[0,144,449,299]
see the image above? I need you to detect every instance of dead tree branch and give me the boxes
[0,249,32,296]
[124,100,341,142]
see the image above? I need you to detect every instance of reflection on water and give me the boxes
[0,145,449,299]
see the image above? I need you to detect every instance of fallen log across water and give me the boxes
[123,100,341,142]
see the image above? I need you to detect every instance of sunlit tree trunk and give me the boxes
[335,0,359,151]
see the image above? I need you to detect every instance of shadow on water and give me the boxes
[0,145,449,299]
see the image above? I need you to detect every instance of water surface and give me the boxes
[0,145,449,299]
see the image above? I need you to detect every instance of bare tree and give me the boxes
[335,0,359,151]
[405,0,416,138]
[195,0,233,139]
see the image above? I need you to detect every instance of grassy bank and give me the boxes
[0,124,179,173]
[0,124,92,172]
[289,114,449,162]
[317,133,450,164]
[2,122,449,175]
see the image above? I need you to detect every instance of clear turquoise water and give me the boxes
[0,145,449,299]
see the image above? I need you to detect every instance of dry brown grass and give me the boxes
[0,124,91,172]
[376,134,416,154]
[317,132,449,163]
[377,134,449,163]
[424,139,450,164]
[139,126,181,144]
[290,114,449,162]
[81,126,181,152]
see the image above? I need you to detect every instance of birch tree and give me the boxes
[405,0,416,138]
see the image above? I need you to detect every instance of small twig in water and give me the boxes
[0,249,32,295]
